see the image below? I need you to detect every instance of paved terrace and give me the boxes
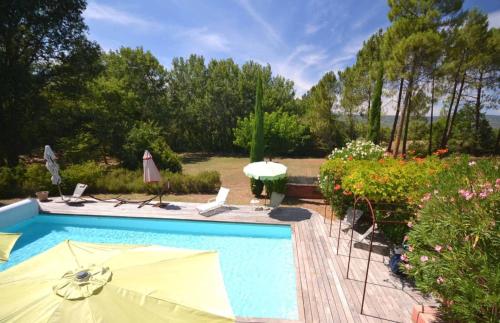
[39,198,435,323]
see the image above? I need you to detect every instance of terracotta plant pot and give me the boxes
[36,191,49,202]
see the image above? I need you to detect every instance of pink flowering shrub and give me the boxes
[404,157,499,322]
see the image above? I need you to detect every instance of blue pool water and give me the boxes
[0,214,298,319]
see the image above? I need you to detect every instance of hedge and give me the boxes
[0,162,220,198]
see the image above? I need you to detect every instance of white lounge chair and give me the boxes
[196,187,230,216]
[357,224,376,243]
[268,192,285,210]
[341,207,363,228]
[61,183,88,204]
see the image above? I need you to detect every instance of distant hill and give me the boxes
[378,115,500,129]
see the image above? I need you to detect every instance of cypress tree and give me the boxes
[250,75,265,196]
[368,64,383,144]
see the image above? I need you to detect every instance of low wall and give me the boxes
[0,198,39,228]
[286,183,324,199]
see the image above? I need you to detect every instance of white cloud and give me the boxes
[236,0,284,45]
[488,10,500,28]
[182,27,230,52]
[305,22,325,35]
[273,45,332,95]
[84,2,163,30]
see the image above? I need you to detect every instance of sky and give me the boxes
[84,0,500,99]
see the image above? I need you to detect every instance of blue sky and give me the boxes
[84,0,500,97]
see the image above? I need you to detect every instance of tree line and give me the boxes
[337,0,499,156]
[1,0,499,169]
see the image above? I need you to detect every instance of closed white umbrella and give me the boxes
[243,161,287,181]
[143,150,165,206]
[43,145,61,185]
[143,150,161,183]
[43,145,63,199]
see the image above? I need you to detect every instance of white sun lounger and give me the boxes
[357,224,376,243]
[61,183,88,204]
[341,207,363,229]
[196,187,230,216]
[340,207,376,243]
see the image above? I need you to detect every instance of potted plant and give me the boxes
[35,191,49,202]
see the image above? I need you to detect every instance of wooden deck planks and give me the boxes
[37,198,434,323]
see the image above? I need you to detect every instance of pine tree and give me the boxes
[368,64,383,144]
[250,75,265,196]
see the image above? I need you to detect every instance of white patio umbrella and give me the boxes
[243,161,287,181]
[243,161,287,204]
[143,150,165,206]
[43,145,63,198]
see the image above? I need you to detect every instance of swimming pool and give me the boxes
[0,214,298,319]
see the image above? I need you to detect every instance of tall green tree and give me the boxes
[204,58,241,151]
[385,0,461,155]
[0,0,100,165]
[440,9,490,148]
[250,75,265,196]
[167,54,208,151]
[79,47,168,163]
[303,72,346,152]
[368,65,384,144]
[233,110,310,156]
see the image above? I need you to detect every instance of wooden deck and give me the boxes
[39,198,435,323]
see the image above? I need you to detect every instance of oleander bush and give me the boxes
[403,157,500,322]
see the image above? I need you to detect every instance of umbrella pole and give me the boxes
[57,184,64,201]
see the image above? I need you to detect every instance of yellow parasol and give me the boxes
[0,240,234,323]
[0,233,21,264]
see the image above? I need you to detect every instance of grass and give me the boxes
[1,154,330,215]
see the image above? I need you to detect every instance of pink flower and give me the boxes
[408,245,414,252]
[400,254,409,262]
[479,191,488,199]
[435,245,442,253]
[403,235,409,242]
[458,189,475,200]
[447,245,453,251]
[420,255,429,263]
[407,222,413,228]
[421,193,432,202]
[404,263,413,270]
[495,179,500,190]
[437,276,445,284]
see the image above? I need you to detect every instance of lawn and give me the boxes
[182,155,325,204]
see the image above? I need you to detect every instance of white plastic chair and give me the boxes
[357,224,376,243]
[196,187,230,216]
[61,183,88,204]
[341,207,363,228]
